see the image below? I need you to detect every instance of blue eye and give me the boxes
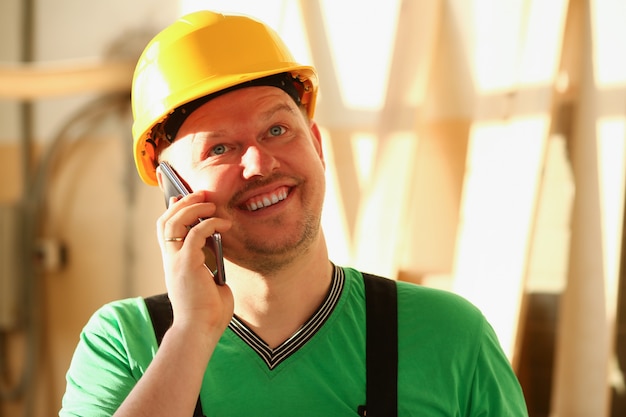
[211,144,227,155]
[269,125,285,136]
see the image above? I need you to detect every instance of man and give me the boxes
[60,10,528,416]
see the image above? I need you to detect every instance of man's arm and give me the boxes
[60,286,232,417]
[469,320,529,416]
[112,322,219,417]
[114,191,234,416]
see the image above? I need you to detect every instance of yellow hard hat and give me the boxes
[131,10,318,185]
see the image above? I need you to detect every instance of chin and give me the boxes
[234,216,321,273]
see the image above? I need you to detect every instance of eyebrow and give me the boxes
[259,102,297,121]
[190,101,298,143]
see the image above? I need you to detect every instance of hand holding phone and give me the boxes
[159,161,226,285]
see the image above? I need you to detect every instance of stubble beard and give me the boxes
[226,170,325,275]
[238,208,321,275]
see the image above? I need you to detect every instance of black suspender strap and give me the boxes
[144,294,206,417]
[359,273,398,417]
[144,293,172,345]
[144,271,398,417]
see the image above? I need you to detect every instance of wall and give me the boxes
[0,1,176,415]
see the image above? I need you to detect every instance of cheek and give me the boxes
[307,145,326,173]
[306,153,327,201]
[188,167,233,195]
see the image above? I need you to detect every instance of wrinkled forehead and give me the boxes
[178,88,307,145]
[156,85,307,161]
[162,73,303,144]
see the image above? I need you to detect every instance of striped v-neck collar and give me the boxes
[228,265,345,370]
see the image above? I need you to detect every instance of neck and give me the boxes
[225,236,333,348]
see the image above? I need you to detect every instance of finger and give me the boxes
[157,194,206,244]
[185,216,232,245]
[158,216,188,253]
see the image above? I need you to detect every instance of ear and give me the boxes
[155,164,166,192]
[309,120,325,166]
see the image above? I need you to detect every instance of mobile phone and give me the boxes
[159,161,226,285]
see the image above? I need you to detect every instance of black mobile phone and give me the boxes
[159,161,226,285]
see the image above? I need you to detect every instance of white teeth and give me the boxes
[246,189,288,211]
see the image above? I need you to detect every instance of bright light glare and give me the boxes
[596,118,626,321]
[320,128,352,266]
[473,0,525,92]
[518,0,567,85]
[473,0,566,91]
[320,0,400,110]
[351,133,376,190]
[353,131,418,276]
[454,116,548,359]
[592,1,626,87]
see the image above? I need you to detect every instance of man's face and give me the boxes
[159,86,326,272]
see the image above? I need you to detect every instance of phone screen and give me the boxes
[159,161,226,285]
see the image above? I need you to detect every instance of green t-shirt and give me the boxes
[60,266,528,416]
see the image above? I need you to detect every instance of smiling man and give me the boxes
[60,10,528,417]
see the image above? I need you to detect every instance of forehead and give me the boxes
[157,86,307,161]
[181,86,301,129]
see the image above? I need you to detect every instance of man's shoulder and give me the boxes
[343,267,481,314]
[82,296,154,338]
[341,268,482,322]
[396,280,483,319]
[93,296,150,317]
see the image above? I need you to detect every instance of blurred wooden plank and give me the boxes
[552,0,626,415]
[0,59,135,99]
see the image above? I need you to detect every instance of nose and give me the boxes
[241,145,279,179]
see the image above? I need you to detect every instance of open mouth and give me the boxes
[243,186,290,211]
